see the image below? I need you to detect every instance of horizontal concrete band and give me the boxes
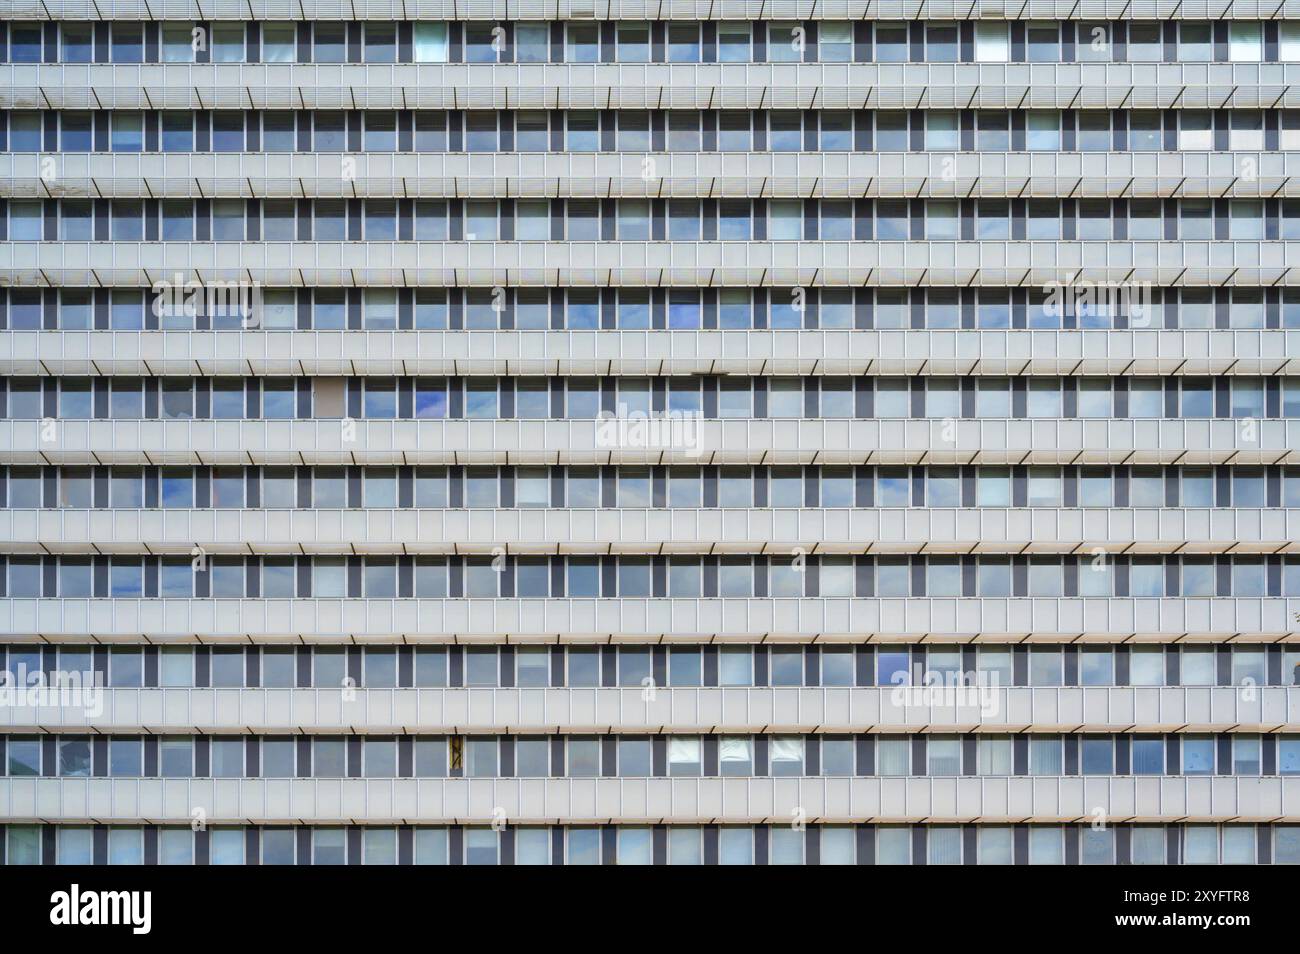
[4,64,1298,110]
[0,0,1271,22]
[5,506,1297,554]
[4,328,1297,379]
[0,686,1293,734]
[0,0,1273,23]
[4,240,1295,288]
[3,419,1296,466]
[0,775,1291,824]
[4,152,1297,199]
[0,594,1296,640]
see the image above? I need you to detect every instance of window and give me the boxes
[1233,735,1261,776]
[1080,647,1114,686]
[1123,22,1159,61]
[155,829,192,866]
[1131,736,1165,775]
[111,23,143,62]
[1229,22,1263,62]
[928,826,962,865]
[1028,827,1063,865]
[768,23,803,62]
[1027,22,1059,62]
[1011,110,1054,154]
[617,828,652,866]
[821,737,855,776]
[668,114,701,151]
[1224,113,1262,155]
[207,647,242,688]
[1219,828,1255,865]
[463,738,498,778]
[54,738,92,785]
[668,828,702,865]
[260,23,295,62]
[9,115,42,153]
[1175,23,1211,62]
[567,113,599,152]
[7,737,41,777]
[716,23,747,62]
[57,828,94,865]
[719,737,753,776]
[1081,738,1113,775]
[62,23,93,62]
[1029,737,1062,775]
[1180,112,1213,151]
[1280,737,1300,776]
[617,737,652,777]
[1119,641,1162,687]
[1077,112,1110,151]
[9,24,42,62]
[9,200,43,241]
[508,736,546,777]
[158,23,195,62]
[610,648,648,689]
[1229,199,1264,240]
[313,829,346,865]
[820,827,855,865]
[458,827,496,866]
[211,739,244,778]
[413,23,448,62]
[876,825,910,864]
[210,829,246,865]
[877,738,910,776]
[770,827,805,865]
[979,827,1014,864]
[357,737,397,779]
[566,736,600,775]
[1180,735,1215,776]
[718,828,753,865]
[159,737,193,777]
[1027,648,1062,686]
[770,737,805,776]
[927,737,961,776]
[1180,646,1216,686]
[815,114,852,156]
[262,738,297,777]
[616,22,649,61]
[974,23,1009,62]
[1131,827,1166,865]
[310,739,345,777]
[875,24,908,62]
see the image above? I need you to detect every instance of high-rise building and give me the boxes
[0,1,1298,869]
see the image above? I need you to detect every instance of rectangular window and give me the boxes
[974,23,1009,61]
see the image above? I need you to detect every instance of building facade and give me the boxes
[0,0,1299,866]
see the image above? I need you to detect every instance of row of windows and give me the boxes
[4,732,1296,779]
[7,641,1295,689]
[4,823,1292,866]
[5,107,1293,154]
[6,375,1296,421]
[4,553,1300,599]
[10,286,1300,331]
[4,19,1292,66]
[10,196,1297,244]
[9,464,1298,511]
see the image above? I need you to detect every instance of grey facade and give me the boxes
[0,0,1299,866]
